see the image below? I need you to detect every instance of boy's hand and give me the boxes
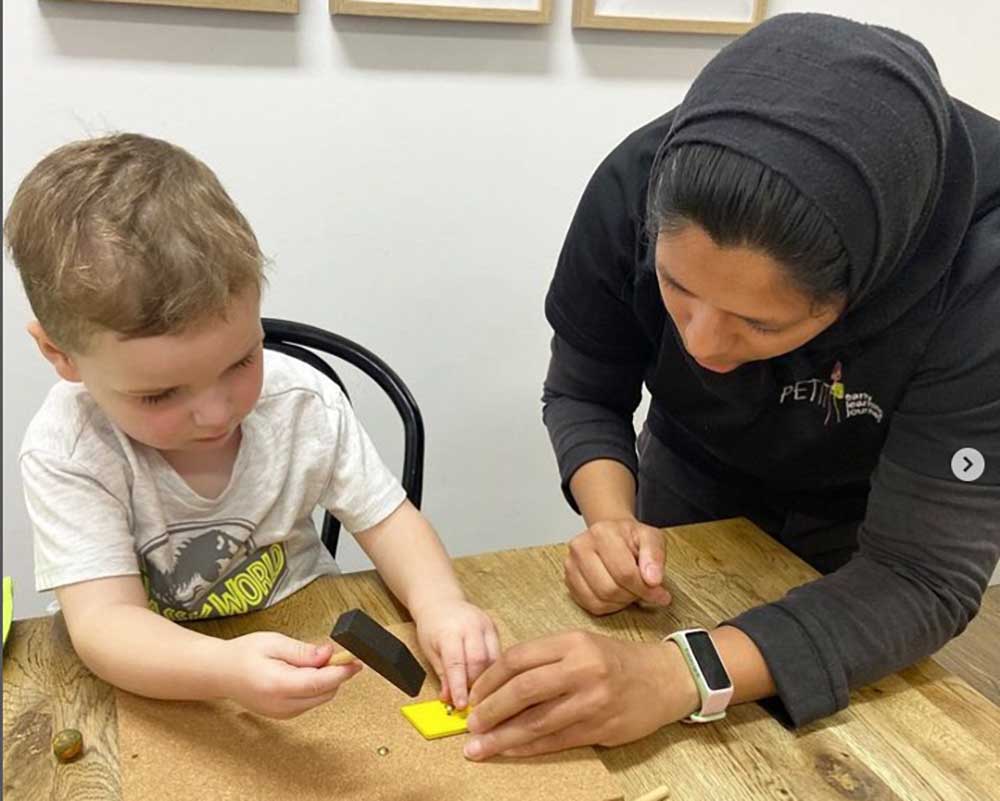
[224,632,362,719]
[412,599,500,710]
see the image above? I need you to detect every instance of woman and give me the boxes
[462,13,999,760]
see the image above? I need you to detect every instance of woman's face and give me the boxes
[655,225,845,373]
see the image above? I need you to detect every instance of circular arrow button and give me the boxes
[951,448,985,482]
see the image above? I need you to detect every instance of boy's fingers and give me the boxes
[423,641,452,702]
[464,633,490,688]
[285,661,362,699]
[269,635,334,668]
[425,646,445,689]
[439,674,453,706]
[485,626,502,665]
[441,639,470,710]
[278,690,341,718]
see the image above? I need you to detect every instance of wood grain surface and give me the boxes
[935,586,1000,705]
[4,518,999,801]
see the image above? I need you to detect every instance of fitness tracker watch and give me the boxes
[663,628,734,723]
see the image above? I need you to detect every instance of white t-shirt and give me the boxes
[20,350,407,621]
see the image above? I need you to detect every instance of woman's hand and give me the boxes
[565,517,672,614]
[463,630,698,759]
[223,632,361,719]
[411,598,501,710]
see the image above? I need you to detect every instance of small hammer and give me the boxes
[328,608,426,697]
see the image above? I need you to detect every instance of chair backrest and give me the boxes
[262,318,425,558]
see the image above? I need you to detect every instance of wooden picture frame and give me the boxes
[573,0,766,34]
[61,0,298,13]
[330,0,551,25]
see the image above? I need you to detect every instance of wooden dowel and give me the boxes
[328,650,359,666]
[633,785,670,801]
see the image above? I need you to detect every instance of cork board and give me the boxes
[118,620,624,801]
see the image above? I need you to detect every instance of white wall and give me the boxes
[4,1,999,618]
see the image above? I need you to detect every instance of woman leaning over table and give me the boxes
[463,13,1000,760]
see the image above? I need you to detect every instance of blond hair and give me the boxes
[4,133,265,353]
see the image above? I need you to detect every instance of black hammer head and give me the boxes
[330,608,426,697]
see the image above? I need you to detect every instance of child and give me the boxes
[4,133,499,718]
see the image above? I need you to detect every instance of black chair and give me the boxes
[262,318,425,559]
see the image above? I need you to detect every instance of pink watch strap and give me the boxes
[664,628,734,722]
[699,683,734,717]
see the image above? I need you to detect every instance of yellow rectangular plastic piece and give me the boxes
[401,699,470,740]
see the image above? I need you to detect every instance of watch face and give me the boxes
[687,631,731,691]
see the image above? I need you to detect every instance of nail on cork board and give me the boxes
[118,619,624,801]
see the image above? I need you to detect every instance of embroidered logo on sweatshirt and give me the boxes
[779,361,883,426]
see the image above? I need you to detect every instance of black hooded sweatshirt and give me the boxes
[542,13,1000,726]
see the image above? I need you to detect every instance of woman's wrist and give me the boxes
[648,641,701,724]
[710,625,776,705]
[652,626,775,723]
[569,459,638,526]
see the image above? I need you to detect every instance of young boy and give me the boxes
[4,133,499,718]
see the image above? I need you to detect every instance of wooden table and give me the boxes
[4,518,999,801]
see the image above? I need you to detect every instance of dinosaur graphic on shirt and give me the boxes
[138,518,288,619]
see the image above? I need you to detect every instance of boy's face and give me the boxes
[32,290,265,456]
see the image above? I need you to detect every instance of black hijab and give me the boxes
[653,12,977,351]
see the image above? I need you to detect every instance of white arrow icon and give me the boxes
[951,448,985,482]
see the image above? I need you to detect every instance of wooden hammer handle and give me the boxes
[328,649,360,666]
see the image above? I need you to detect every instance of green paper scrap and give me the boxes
[2,577,12,648]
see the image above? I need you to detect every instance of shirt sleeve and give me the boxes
[728,237,1000,726]
[544,127,658,365]
[318,390,407,534]
[542,124,664,511]
[543,335,646,512]
[21,449,139,591]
